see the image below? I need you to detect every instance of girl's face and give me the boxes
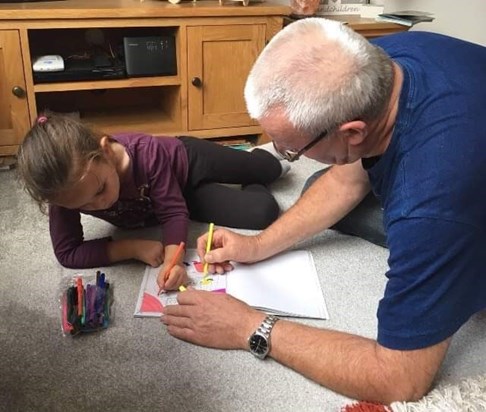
[52,159,121,211]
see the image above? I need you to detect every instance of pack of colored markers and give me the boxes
[59,271,114,337]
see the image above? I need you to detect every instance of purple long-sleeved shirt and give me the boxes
[49,133,189,268]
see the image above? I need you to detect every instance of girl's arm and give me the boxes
[50,205,166,268]
[49,205,112,268]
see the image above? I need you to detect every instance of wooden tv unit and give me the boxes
[0,0,406,156]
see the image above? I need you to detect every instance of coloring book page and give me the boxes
[134,249,329,319]
[134,249,226,317]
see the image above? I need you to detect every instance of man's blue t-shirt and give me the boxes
[368,32,486,350]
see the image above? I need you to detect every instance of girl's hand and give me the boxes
[133,240,165,267]
[157,263,188,291]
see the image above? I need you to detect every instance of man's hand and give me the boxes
[161,289,264,349]
[196,228,262,274]
[161,287,451,403]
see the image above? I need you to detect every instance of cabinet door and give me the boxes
[0,30,30,155]
[187,24,265,131]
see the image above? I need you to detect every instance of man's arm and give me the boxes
[162,291,450,404]
[198,161,371,267]
[269,319,450,404]
[255,161,371,260]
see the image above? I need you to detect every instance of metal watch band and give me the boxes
[248,314,280,359]
[258,314,279,337]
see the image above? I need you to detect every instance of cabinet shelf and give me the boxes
[83,106,179,136]
[34,76,181,93]
[35,85,182,134]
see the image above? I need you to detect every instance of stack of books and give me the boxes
[376,10,435,27]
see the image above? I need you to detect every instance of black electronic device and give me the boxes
[33,55,126,84]
[123,36,177,77]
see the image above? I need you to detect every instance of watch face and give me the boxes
[249,333,268,356]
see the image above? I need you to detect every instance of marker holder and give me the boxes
[59,271,114,337]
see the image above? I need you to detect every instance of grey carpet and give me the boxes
[1,157,485,412]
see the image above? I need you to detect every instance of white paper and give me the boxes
[134,249,328,319]
[226,251,328,319]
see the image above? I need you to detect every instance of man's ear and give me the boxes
[339,120,367,146]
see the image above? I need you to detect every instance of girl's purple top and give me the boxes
[49,133,189,268]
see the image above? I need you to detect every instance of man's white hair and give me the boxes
[244,18,394,136]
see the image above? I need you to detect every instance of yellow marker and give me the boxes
[203,222,215,276]
[179,285,187,292]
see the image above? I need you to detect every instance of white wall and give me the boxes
[383,0,486,45]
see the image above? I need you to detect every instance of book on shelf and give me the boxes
[214,138,254,151]
[134,249,329,319]
[376,10,435,27]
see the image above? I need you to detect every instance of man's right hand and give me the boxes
[196,228,262,274]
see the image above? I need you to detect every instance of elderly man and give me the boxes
[162,18,486,403]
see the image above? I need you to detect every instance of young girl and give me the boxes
[17,113,289,290]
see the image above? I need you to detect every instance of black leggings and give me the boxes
[301,167,387,248]
[179,136,282,230]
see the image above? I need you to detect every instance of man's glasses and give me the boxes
[272,130,328,162]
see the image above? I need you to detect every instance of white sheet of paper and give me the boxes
[226,250,328,319]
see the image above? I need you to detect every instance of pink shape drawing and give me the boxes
[193,261,204,272]
[140,292,164,312]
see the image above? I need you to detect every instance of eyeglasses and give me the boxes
[272,130,328,162]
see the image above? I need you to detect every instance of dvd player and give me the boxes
[33,57,126,83]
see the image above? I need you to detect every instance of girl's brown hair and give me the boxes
[17,112,105,212]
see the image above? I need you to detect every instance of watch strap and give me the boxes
[258,314,279,338]
[249,314,279,359]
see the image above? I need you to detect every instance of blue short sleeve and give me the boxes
[377,217,485,350]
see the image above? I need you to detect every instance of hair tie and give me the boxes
[37,116,48,125]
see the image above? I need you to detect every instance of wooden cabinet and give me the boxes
[0,1,408,155]
[187,24,264,131]
[0,0,289,154]
[0,30,30,156]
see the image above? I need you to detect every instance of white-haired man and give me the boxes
[162,18,486,403]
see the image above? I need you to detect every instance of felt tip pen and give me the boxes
[203,223,215,276]
[158,241,186,295]
[76,277,83,316]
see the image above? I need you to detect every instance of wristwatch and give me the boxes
[248,314,279,359]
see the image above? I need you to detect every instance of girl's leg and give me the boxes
[178,136,282,188]
[185,182,280,230]
[179,136,282,229]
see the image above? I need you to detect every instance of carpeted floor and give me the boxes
[391,373,486,412]
[0,156,485,412]
[343,374,486,411]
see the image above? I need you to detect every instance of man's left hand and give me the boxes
[161,290,264,350]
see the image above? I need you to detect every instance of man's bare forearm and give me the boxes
[256,162,371,259]
[267,320,450,404]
